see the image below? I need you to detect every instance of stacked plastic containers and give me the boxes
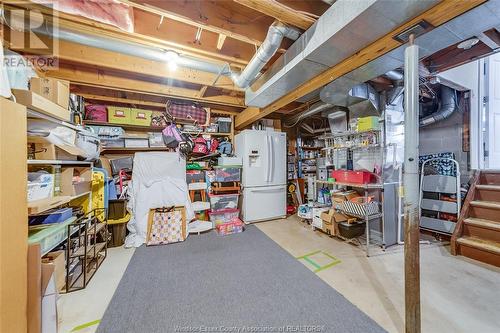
[209,165,243,235]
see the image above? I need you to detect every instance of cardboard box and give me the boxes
[29,142,78,161]
[42,251,66,292]
[41,263,57,333]
[30,77,70,109]
[332,190,359,203]
[60,167,92,196]
[13,89,70,121]
[320,210,349,236]
[27,244,42,333]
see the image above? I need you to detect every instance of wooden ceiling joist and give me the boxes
[78,93,166,108]
[45,66,245,107]
[233,0,316,30]
[43,40,242,92]
[118,0,263,47]
[3,2,249,69]
[235,0,486,129]
[217,34,227,51]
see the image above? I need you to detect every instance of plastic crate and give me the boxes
[214,166,241,182]
[209,209,239,226]
[209,193,239,211]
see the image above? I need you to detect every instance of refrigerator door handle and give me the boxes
[266,135,271,182]
[250,188,284,193]
[270,136,274,183]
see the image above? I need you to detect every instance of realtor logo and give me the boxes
[1,1,58,68]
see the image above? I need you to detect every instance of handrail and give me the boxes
[450,170,480,255]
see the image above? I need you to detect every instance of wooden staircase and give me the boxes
[451,171,500,267]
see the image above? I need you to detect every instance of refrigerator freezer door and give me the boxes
[241,185,287,223]
[269,132,286,185]
[236,130,270,187]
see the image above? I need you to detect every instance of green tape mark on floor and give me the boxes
[314,259,341,273]
[70,319,101,332]
[297,250,341,274]
[295,250,321,259]
[302,256,321,269]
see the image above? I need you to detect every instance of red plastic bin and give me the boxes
[331,170,374,184]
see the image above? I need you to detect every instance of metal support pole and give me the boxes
[403,34,421,333]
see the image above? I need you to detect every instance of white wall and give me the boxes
[437,61,481,169]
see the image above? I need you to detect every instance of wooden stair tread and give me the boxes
[457,236,500,255]
[470,200,500,209]
[464,218,500,231]
[476,184,500,191]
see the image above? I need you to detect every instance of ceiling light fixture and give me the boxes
[457,37,479,50]
[164,50,179,71]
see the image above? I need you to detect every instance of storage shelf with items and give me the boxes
[65,209,108,293]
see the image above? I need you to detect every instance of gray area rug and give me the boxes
[97,225,386,333]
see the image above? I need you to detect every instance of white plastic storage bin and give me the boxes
[214,166,241,182]
[27,173,54,202]
[209,193,239,211]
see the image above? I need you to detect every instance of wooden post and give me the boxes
[403,34,421,333]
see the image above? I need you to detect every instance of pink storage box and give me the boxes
[216,219,244,236]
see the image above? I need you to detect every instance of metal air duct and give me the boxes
[3,9,230,76]
[284,101,334,127]
[245,0,440,107]
[320,81,380,118]
[232,21,300,88]
[419,85,458,127]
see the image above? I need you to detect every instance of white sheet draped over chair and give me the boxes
[125,152,194,248]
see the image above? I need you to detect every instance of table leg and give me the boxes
[365,189,370,257]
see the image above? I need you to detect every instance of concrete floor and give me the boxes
[59,216,500,333]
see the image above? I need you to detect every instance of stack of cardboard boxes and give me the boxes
[28,244,65,333]
[320,190,360,236]
[13,77,70,122]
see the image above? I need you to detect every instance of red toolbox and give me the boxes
[331,170,374,184]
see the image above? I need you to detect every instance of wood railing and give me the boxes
[450,170,480,255]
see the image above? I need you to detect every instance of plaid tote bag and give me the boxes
[146,206,187,246]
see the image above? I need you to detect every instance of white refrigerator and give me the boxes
[235,130,287,223]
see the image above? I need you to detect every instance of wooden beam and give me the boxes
[38,39,242,91]
[233,0,315,30]
[78,93,166,108]
[217,34,227,51]
[3,2,249,69]
[119,0,263,47]
[45,66,245,107]
[235,0,486,129]
[198,86,209,98]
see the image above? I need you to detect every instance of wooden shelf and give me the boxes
[84,120,164,132]
[28,192,91,215]
[28,159,93,165]
[183,131,232,136]
[101,147,172,154]
[72,242,106,257]
[300,146,323,151]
